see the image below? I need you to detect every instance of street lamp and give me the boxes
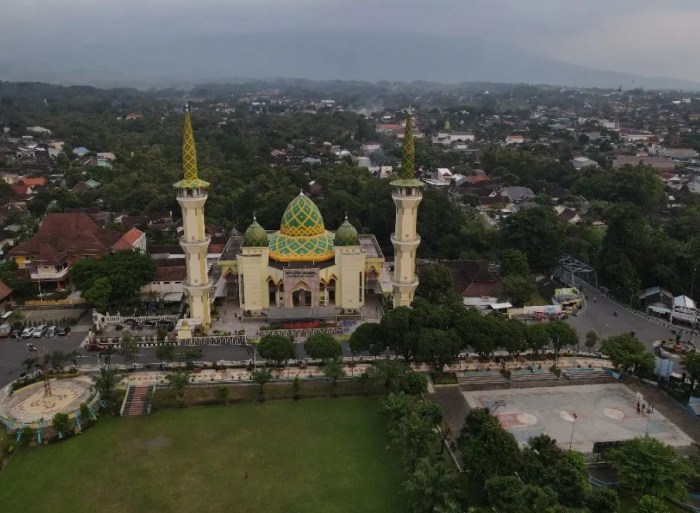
[569,413,578,450]
[692,267,697,299]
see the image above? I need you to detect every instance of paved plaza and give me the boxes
[463,384,693,453]
[0,376,93,424]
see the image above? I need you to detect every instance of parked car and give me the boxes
[57,326,71,336]
[21,327,33,338]
[46,326,57,338]
[33,325,48,338]
[85,342,108,352]
[0,322,11,337]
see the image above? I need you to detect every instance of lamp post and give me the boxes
[569,412,578,450]
[692,267,697,300]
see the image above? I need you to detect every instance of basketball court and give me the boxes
[463,383,692,453]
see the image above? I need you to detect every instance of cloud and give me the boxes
[1,0,699,82]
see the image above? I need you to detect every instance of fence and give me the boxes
[103,314,178,325]
[257,326,343,338]
[23,298,85,307]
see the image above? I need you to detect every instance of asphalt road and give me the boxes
[567,287,684,351]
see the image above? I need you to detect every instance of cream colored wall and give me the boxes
[334,248,366,309]
[237,248,270,312]
[180,196,207,243]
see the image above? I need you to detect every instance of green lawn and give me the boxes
[0,398,406,513]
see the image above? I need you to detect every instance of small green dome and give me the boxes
[242,218,269,247]
[334,216,360,246]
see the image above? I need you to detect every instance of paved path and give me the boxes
[431,386,470,440]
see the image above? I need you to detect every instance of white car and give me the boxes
[33,325,47,338]
[21,327,33,338]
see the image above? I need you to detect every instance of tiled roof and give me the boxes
[111,227,144,250]
[0,279,13,301]
[21,177,46,186]
[8,212,123,264]
[441,260,502,298]
[153,265,186,282]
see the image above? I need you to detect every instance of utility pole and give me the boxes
[569,413,578,450]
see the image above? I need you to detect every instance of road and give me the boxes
[567,287,685,351]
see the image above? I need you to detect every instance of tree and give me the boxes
[381,306,419,360]
[292,376,302,400]
[166,371,190,403]
[546,321,578,361]
[458,408,521,485]
[349,322,386,356]
[323,356,346,397]
[119,332,140,363]
[633,495,670,513]
[502,274,536,307]
[585,330,599,354]
[70,250,156,306]
[417,328,460,372]
[251,368,272,402]
[502,206,563,273]
[93,368,119,412]
[257,335,294,366]
[682,351,700,391]
[83,277,112,312]
[304,333,342,362]
[585,488,620,513]
[608,436,696,502]
[499,318,527,355]
[52,412,72,438]
[526,323,550,356]
[216,385,229,404]
[500,248,531,277]
[416,264,458,304]
[403,457,458,513]
[600,334,654,375]
[155,343,176,363]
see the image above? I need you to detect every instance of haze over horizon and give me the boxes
[1,0,699,89]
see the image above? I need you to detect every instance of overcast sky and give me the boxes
[2,0,699,82]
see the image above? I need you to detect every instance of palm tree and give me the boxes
[368,358,407,392]
[323,356,346,397]
[166,371,190,403]
[403,457,457,513]
[251,368,272,402]
[93,368,120,412]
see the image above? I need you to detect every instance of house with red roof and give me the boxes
[8,213,146,288]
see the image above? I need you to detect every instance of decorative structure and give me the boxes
[390,110,424,308]
[174,106,211,326]
[218,193,385,318]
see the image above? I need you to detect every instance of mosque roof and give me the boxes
[268,192,335,262]
[334,216,360,246]
[242,217,269,247]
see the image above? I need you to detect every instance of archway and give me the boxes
[267,278,278,307]
[291,282,312,307]
[327,278,336,306]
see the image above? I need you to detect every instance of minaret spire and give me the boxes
[174,105,209,189]
[399,109,415,179]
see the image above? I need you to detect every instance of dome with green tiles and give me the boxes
[269,192,335,262]
[242,217,269,247]
[334,216,360,246]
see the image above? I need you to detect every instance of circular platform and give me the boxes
[0,377,94,428]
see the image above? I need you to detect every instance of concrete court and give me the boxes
[463,384,692,453]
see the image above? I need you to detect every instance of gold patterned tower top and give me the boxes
[174,106,210,189]
[399,111,415,180]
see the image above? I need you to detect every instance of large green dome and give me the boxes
[334,216,360,246]
[279,192,326,237]
[242,218,269,247]
[269,192,335,262]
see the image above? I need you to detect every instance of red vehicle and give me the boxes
[85,342,108,352]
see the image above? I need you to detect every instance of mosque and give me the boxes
[174,107,423,330]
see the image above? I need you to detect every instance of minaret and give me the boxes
[174,106,211,326]
[391,110,424,308]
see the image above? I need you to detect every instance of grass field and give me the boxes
[0,398,406,513]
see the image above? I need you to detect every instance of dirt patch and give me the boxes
[139,436,170,449]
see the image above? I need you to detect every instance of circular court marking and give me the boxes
[560,411,576,422]
[604,407,625,419]
[517,413,538,426]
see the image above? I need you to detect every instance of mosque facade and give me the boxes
[174,108,422,327]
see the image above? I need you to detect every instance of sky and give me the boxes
[1,0,699,83]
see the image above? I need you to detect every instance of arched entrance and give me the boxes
[291,282,312,307]
[267,278,278,307]
[327,278,336,306]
